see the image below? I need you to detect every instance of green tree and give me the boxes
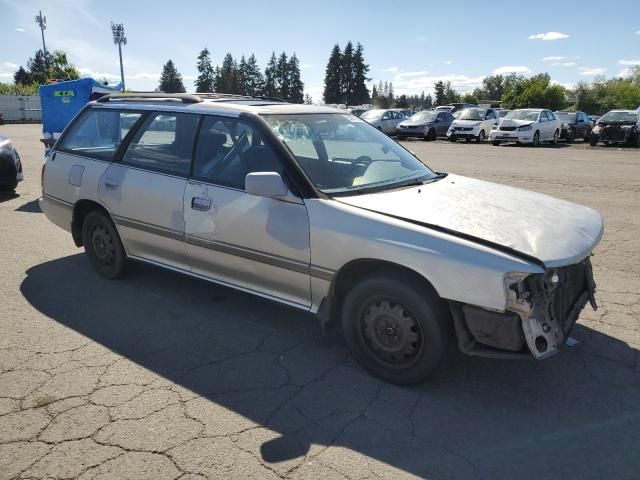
[501,73,567,110]
[195,47,215,93]
[276,52,290,101]
[323,44,342,104]
[217,53,241,94]
[461,91,478,104]
[49,51,79,80]
[351,42,370,105]
[340,41,354,105]
[304,93,312,104]
[13,66,32,85]
[239,54,264,96]
[27,49,52,85]
[433,80,445,105]
[288,53,304,103]
[158,59,186,93]
[395,94,409,108]
[443,81,460,104]
[263,52,278,98]
[371,84,378,105]
[482,74,505,100]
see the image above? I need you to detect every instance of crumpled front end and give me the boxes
[452,257,597,359]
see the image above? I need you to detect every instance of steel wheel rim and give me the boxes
[361,298,424,367]
[91,224,116,266]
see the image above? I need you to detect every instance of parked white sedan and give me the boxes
[490,109,561,146]
[446,108,499,143]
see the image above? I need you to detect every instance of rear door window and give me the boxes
[59,109,141,160]
[121,112,199,176]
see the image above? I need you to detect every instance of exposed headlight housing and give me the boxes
[491,124,498,130]
[518,125,533,132]
[593,126,601,134]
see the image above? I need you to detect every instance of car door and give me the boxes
[379,111,392,133]
[435,113,449,136]
[538,111,550,140]
[98,111,199,270]
[183,115,311,308]
[578,112,590,138]
[484,109,496,133]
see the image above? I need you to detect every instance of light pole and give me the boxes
[34,11,47,57]
[111,22,127,91]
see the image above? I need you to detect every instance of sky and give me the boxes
[1,0,639,103]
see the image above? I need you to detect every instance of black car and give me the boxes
[0,133,23,192]
[555,111,592,142]
[590,110,640,147]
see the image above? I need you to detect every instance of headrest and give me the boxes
[202,131,227,148]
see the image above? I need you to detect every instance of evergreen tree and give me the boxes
[276,52,290,101]
[195,47,215,93]
[340,41,354,105]
[13,66,32,85]
[217,53,240,94]
[238,55,248,95]
[263,52,278,98]
[243,54,264,96]
[443,81,460,104]
[395,94,409,108]
[158,60,186,93]
[304,93,313,104]
[323,44,342,104]
[27,49,52,85]
[351,43,370,105]
[433,81,445,105]
[371,84,378,105]
[288,53,304,103]
[424,93,433,108]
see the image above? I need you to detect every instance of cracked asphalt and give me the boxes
[1,124,639,479]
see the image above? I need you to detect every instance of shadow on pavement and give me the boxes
[15,198,41,213]
[20,254,640,479]
[0,191,19,203]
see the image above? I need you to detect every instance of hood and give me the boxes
[498,118,534,128]
[338,174,603,268]
[452,119,482,126]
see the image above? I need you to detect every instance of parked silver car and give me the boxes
[396,110,454,140]
[40,93,603,385]
[0,133,23,192]
[360,109,407,134]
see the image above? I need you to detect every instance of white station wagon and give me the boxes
[40,93,603,385]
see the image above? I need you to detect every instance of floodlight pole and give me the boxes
[111,22,127,91]
[35,10,47,57]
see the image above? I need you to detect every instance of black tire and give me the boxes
[589,136,598,147]
[634,134,640,148]
[0,181,17,192]
[341,273,450,385]
[477,130,485,143]
[550,129,559,145]
[492,140,501,146]
[82,210,127,279]
[423,128,436,141]
[566,129,574,143]
[397,135,406,140]
[465,137,471,143]
[532,130,540,147]
[449,135,457,143]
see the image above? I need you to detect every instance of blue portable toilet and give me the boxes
[39,78,121,150]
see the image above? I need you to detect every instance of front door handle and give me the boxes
[191,197,211,211]
[104,179,119,190]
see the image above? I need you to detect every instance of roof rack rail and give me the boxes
[192,93,286,103]
[96,93,203,104]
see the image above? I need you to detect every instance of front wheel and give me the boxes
[492,140,501,146]
[551,129,559,145]
[476,130,485,143]
[532,130,540,147]
[424,128,436,141]
[82,210,127,279]
[566,129,574,143]
[341,274,450,385]
[589,136,599,146]
[449,135,457,142]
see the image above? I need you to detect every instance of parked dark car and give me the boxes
[0,133,23,192]
[555,111,592,142]
[396,110,455,140]
[589,110,640,147]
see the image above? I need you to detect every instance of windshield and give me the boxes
[556,112,576,122]
[409,111,437,122]
[264,113,437,195]
[504,110,540,121]
[360,110,383,121]
[599,111,638,123]
[458,108,486,121]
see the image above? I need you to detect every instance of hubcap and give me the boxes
[91,224,116,266]
[361,299,423,367]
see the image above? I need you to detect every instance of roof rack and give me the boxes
[96,93,202,104]
[95,92,287,104]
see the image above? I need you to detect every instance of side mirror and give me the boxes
[245,172,288,198]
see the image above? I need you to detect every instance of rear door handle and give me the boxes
[104,179,119,190]
[191,197,211,211]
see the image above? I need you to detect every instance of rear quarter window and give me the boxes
[59,109,141,160]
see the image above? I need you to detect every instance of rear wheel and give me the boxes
[566,129,574,143]
[492,140,501,146]
[341,274,450,385]
[82,210,127,279]
[477,130,485,143]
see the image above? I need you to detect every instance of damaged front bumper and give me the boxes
[452,257,597,359]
